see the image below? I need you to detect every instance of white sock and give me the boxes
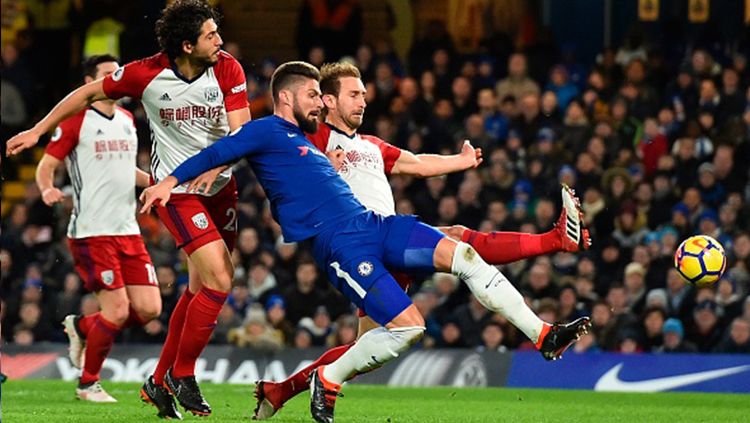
[451,242,546,343]
[322,326,424,384]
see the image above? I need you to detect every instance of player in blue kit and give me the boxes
[140,61,590,423]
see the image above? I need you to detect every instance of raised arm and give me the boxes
[7,80,109,156]
[185,107,252,193]
[36,154,66,206]
[139,127,253,212]
[390,140,483,178]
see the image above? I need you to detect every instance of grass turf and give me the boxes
[2,380,748,422]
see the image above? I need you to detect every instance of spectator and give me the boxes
[688,300,724,352]
[657,318,697,353]
[477,321,508,353]
[228,306,284,352]
[282,261,327,325]
[641,307,666,352]
[450,294,493,347]
[298,305,334,347]
[227,283,252,318]
[545,65,579,110]
[265,295,294,345]
[436,319,465,348]
[713,317,750,353]
[213,303,242,345]
[327,314,358,347]
[622,262,647,315]
[495,53,540,103]
[247,260,278,305]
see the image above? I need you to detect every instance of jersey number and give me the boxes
[223,208,237,232]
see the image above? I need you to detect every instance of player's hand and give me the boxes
[139,177,177,213]
[439,224,468,241]
[41,187,65,206]
[6,129,41,156]
[326,149,346,171]
[460,140,483,168]
[186,166,225,194]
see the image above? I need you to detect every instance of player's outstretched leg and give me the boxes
[141,375,183,419]
[253,344,353,420]
[449,185,591,264]
[446,239,590,360]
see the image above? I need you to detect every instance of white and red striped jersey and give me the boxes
[102,51,248,196]
[46,106,140,238]
[307,123,402,217]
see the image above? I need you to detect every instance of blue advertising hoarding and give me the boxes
[507,351,750,393]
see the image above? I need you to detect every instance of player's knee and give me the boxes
[200,264,233,292]
[133,301,161,323]
[450,242,483,275]
[106,302,130,326]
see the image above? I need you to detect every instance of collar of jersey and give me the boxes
[325,121,356,139]
[169,59,207,84]
[89,106,115,121]
[271,115,306,137]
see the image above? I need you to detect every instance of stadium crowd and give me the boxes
[2,1,750,356]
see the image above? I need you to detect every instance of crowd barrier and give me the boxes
[2,344,748,393]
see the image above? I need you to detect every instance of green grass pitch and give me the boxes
[3,380,748,422]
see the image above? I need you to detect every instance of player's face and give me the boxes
[331,76,366,131]
[291,79,323,133]
[94,62,119,80]
[190,19,223,66]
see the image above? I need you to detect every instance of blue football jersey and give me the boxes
[171,115,367,241]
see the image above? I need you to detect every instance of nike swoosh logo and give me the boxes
[594,363,750,392]
[485,274,499,290]
[287,133,296,138]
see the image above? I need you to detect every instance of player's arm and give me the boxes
[140,126,254,212]
[35,154,66,206]
[7,80,109,156]
[135,168,151,188]
[391,140,483,178]
[186,106,252,193]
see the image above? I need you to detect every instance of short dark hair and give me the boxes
[82,54,118,79]
[155,0,220,59]
[270,61,320,102]
[319,62,361,97]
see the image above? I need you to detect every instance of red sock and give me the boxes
[461,229,561,264]
[77,312,99,337]
[80,315,121,385]
[171,287,228,379]
[123,305,145,328]
[153,290,195,385]
[272,343,353,404]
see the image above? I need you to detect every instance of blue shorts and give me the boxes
[312,212,445,326]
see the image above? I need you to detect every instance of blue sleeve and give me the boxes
[171,124,259,184]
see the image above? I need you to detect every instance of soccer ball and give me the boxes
[674,235,726,287]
